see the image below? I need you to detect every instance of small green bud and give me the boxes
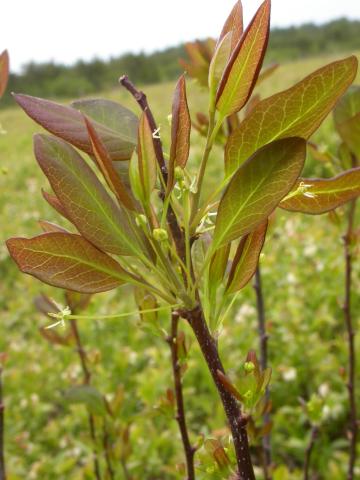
[153,228,168,242]
[135,214,147,228]
[244,361,255,373]
[174,166,184,182]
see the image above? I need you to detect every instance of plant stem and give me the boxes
[303,425,318,480]
[102,421,115,480]
[253,266,271,479]
[180,306,255,480]
[0,365,6,480]
[167,312,196,479]
[343,199,358,480]
[69,319,102,480]
[119,75,185,262]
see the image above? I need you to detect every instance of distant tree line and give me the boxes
[2,18,360,107]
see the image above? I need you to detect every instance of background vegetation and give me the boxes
[0,21,360,480]
[2,18,360,108]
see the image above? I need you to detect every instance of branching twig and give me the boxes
[0,365,6,480]
[253,266,271,479]
[167,312,195,479]
[303,425,318,480]
[69,319,102,480]
[343,199,358,480]
[121,76,255,479]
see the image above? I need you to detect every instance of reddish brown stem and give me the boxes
[303,425,318,480]
[167,312,195,479]
[102,421,115,480]
[253,266,271,479]
[119,75,185,261]
[180,306,255,480]
[343,199,358,480]
[120,76,255,479]
[0,367,6,480]
[69,319,102,480]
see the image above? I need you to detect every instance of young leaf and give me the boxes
[209,32,233,109]
[38,220,69,233]
[6,232,131,293]
[280,168,360,214]
[226,221,267,294]
[14,95,137,161]
[137,112,158,204]
[0,50,9,98]
[35,134,141,256]
[334,86,360,159]
[226,56,358,174]
[84,115,137,211]
[217,0,243,51]
[167,76,191,193]
[335,112,360,160]
[215,0,271,118]
[213,137,306,250]
[333,85,360,125]
[42,189,72,221]
[257,62,279,85]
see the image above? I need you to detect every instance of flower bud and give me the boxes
[135,214,147,228]
[153,228,168,242]
[244,361,255,373]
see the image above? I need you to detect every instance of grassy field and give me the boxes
[1,51,360,479]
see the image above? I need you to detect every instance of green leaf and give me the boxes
[226,56,358,174]
[218,1,243,52]
[334,86,360,159]
[6,232,130,293]
[84,115,137,211]
[213,137,306,250]
[226,221,267,294]
[14,94,138,160]
[64,385,107,416]
[35,134,142,256]
[137,112,158,204]
[216,0,271,117]
[209,32,233,109]
[280,168,360,214]
[0,50,9,98]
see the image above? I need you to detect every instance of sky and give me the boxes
[2,0,360,73]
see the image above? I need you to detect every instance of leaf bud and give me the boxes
[153,228,168,242]
[244,361,255,373]
[135,214,147,228]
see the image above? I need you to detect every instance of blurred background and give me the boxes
[1,1,360,479]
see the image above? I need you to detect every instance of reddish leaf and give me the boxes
[334,86,360,159]
[209,32,233,108]
[226,221,268,294]
[35,134,142,257]
[42,189,72,221]
[39,220,69,233]
[167,75,191,192]
[218,1,243,51]
[216,0,271,117]
[257,62,279,85]
[6,233,130,293]
[14,95,137,161]
[84,116,137,211]
[0,50,9,98]
[280,168,360,214]
[217,370,243,402]
[226,56,358,174]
